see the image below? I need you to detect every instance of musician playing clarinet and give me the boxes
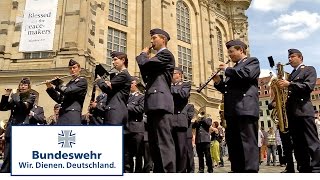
[95,51,131,125]
[46,59,88,125]
[0,78,36,173]
[136,28,176,173]
[212,40,260,173]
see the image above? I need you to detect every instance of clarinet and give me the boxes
[196,59,231,93]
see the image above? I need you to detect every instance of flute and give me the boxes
[35,74,74,86]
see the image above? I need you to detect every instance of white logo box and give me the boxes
[11,126,123,176]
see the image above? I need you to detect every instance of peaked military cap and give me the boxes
[110,51,127,58]
[54,104,61,109]
[150,28,170,41]
[288,48,302,55]
[20,77,30,85]
[174,67,183,74]
[225,39,247,50]
[131,76,145,92]
[131,76,139,82]
[68,59,79,66]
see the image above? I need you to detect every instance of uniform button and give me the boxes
[225,85,227,87]
[225,91,227,94]
[243,94,246,96]
[301,99,303,101]
[288,96,290,98]
[154,90,157,93]
[288,91,291,93]
[178,111,181,114]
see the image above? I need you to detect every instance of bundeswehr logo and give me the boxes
[58,130,76,148]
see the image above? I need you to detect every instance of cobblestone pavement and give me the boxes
[194,156,288,173]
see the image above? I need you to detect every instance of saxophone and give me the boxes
[269,62,290,133]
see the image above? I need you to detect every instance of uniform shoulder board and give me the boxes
[301,65,305,69]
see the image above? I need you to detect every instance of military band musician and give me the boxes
[95,51,131,125]
[0,78,36,173]
[45,59,88,125]
[277,48,320,173]
[171,67,191,172]
[213,39,260,173]
[136,28,176,172]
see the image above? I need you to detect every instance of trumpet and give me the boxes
[197,59,231,93]
[35,74,74,86]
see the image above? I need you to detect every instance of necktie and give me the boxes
[289,69,296,80]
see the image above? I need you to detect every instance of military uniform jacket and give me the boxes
[26,105,46,125]
[136,49,175,114]
[214,57,260,118]
[171,81,191,129]
[192,117,212,143]
[0,92,36,139]
[126,92,145,133]
[286,65,317,117]
[89,93,108,125]
[185,104,195,138]
[96,69,131,125]
[46,76,88,114]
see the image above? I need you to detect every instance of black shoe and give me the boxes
[281,169,295,173]
[198,170,204,173]
[208,169,213,173]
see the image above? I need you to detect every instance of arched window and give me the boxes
[108,0,128,26]
[178,45,192,81]
[216,27,224,62]
[106,27,127,68]
[176,1,191,43]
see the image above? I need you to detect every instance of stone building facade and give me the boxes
[0,0,251,121]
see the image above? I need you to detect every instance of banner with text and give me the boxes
[11,126,123,176]
[19,0,58,52]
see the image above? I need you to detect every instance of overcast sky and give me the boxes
[247,0,320,78]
